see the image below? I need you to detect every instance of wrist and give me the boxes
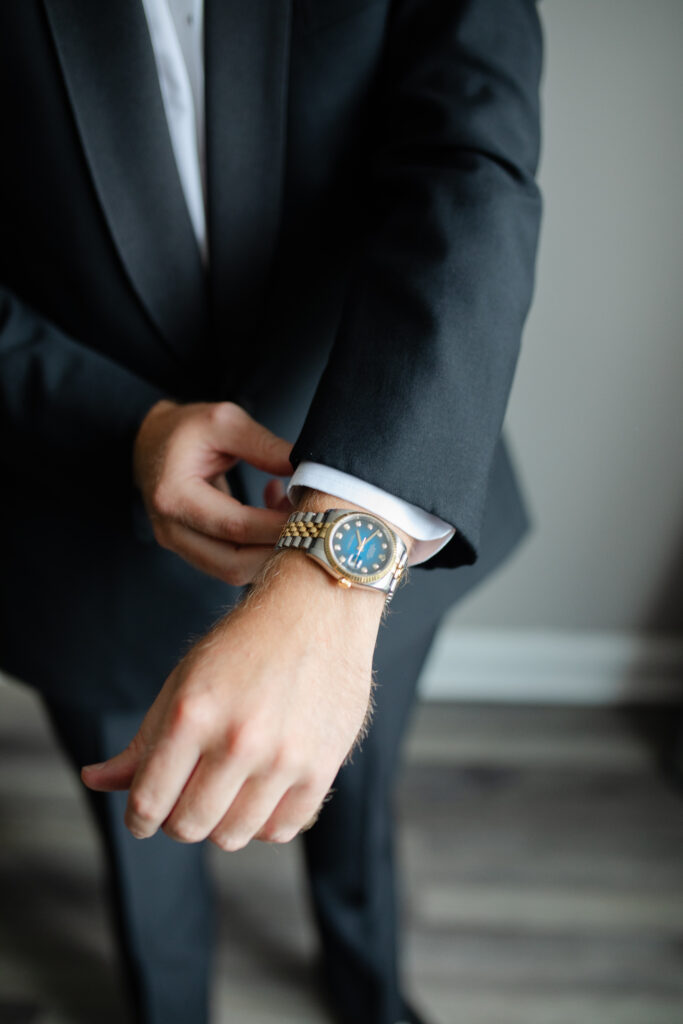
[260,544,386,609]
[242,545,385,637]
[264,489,409,614]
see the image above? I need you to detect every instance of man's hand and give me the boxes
[133,399,294,585]
[81,547,387,849]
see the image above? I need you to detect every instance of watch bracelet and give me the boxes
[275,509,407,602]
[276,510,329,548]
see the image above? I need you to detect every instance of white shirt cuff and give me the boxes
[288,462,456,567]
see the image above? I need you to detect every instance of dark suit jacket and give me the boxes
[0,0,542,709]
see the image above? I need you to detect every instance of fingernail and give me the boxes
[82,761,107,771]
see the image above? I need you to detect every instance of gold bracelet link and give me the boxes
[277,511,330,549]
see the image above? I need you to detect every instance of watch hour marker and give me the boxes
[361,567,368,573]
[355,520,362,527]
[373,563,379,570]
[382,543,388,549]
[343,523,350,530]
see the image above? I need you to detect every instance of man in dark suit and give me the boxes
[0,1,543,1021]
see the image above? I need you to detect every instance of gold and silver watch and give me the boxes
[276,509,408,603]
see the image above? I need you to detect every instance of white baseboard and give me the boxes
[418,628,683,704]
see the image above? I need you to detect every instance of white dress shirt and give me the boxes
[140,0,457,565]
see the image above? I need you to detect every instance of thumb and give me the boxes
[210,404,293,476]
[81,744,141,792]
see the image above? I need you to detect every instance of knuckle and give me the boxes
[270,745,301,777]
[222,564,252,588]
[227,723,263,764]
[170,695,211,734]
[163,820,204,844]
[211,832,248,853]
[210,401,242,429]
[127,793,157,826]
[259,823,296,845]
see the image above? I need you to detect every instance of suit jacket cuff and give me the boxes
[288,461,456,567]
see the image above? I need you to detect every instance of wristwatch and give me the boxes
[275,509,409,603]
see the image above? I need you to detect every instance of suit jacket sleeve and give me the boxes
[289,0,544,569]
[0,286,166,493]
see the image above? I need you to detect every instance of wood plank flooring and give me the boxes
[1,679,682,1024]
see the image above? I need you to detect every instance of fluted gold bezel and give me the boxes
[324,512,397,585]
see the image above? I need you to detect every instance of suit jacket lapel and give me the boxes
[43,0,208,361]
[204,0,292,375]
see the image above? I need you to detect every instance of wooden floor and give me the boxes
[1,678,682,1024]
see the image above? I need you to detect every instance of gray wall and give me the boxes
[451,0,683,634]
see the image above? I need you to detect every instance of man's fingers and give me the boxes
[161,752,253,844]
[208,402,293,476]
[81,744,139,793]
[158,522,274,585]
[175,479,289,545]
[162,756,326,849]
[124,732,202,840]
[253,779,332,844]
[209,772,295,852]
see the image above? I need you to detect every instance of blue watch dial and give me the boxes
[327,514,396,583]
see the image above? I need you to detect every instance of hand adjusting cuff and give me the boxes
[276,509,408,603]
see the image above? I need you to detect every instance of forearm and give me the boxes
[289,0,543,568]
